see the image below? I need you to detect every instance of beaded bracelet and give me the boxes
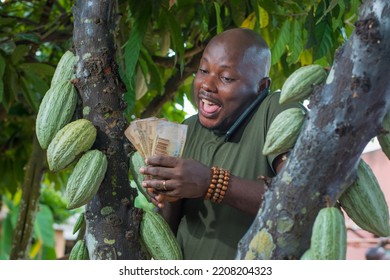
[204,166,231,203]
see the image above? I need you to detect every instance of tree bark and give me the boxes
[237,0,390,260]
[10,134,45,259]
[72,0,146,260]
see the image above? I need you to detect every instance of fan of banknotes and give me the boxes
[124,117,188,159]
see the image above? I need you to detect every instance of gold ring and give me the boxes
[162,180,167,191]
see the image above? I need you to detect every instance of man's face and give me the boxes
[193,37,261,131]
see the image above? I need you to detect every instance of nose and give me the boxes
[200,74,217,93]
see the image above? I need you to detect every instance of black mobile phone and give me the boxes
[224,87,270,142]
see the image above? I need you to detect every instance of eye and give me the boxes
[198,68,208,74]
[221,76,235,83]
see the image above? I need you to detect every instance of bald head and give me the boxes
[206,28,271,78]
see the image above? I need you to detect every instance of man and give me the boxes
[140,28,302,259]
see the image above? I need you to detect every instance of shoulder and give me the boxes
[182,114,200,129]
[260,90,306,119]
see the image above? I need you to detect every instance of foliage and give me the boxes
[0,186,76,260]
[0,0,363,259]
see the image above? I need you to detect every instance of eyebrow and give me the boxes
[201,57,233,70]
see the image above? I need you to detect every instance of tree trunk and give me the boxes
[72,0,146,260]
[10,134,45,259]
[237,0,390,260]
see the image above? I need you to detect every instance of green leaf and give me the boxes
[0,54,5,103]
[287,20,303,65]
[20,76,40,113]
[260,0,287,15]
[34,204,55,248]
[0,212,14,259]
[20,63,55,77]
[2,64,18,111]
[271,19,291,65]
[124,4,152,118]
[228,0,246,26]
[314,21,333,60]
[140,48,163,94]
[316,0,339,24]
[15,33,41,44]
[161,7,185,72]
[214,2,223,34]
[39,245,57,260]
[124,14,150,90]
[23,69,50,100]
[11,45,30,65]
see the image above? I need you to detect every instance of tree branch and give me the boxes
[73,0,146,260]
[10,134,45,259]
[237,0,390,260]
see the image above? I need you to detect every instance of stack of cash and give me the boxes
[125,117,188,158]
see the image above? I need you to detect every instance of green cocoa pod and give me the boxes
[36,80,78,149]
[279,64,327,105]
[140,210,183,260]
[378,110,390,160]
[51,50,76,87]
[129,151,149,199]
[311,207,347,260]
[262,107,306,155]
[339,159,390,237]
[47,119,97,172]
[69,240,89,260]
[72,212,85,235]
[65,150,107,210]
[300,249,312,260]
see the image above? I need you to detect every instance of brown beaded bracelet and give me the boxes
[204,166,231,203]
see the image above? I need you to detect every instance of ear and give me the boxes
[258,77,271,93]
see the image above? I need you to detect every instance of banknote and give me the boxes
[124,117,188,158]
[152,120,187,157]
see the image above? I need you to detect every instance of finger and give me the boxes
[145,154,179,168]
[143,179,170,191]
[145,188,166,208]
[139,166,168,178]
[154,193,166,208]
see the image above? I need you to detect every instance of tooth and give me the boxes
[202,99,215,105]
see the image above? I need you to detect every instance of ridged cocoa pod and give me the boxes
[140,210,183,260]
[339,159,390,237]
[47,119,97,172]
[65,150,107,210]
[378,110,390,160]
[279,64,327,105]
[69,240,89,260]
[36,80,78,149]
[311,207,347,260]
[262,107,306,155]
[51,50,76,86]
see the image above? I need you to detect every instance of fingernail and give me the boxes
[139,167,145,173]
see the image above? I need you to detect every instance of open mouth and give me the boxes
[199,98,222,117]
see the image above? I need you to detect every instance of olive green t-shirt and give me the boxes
[177,91,303,260]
